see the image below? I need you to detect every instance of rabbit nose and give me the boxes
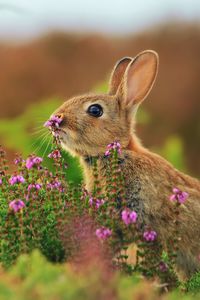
[55,113,64,119]
[55,113,64,125]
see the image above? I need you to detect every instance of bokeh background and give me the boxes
[0,0,200,182]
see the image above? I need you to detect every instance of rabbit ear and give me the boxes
[119,50,158,108]
[108,57,132,95]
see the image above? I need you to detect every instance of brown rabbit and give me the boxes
[49,50,200,279]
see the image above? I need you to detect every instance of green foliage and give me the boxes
[1,250,117,300]
[0,144,186,290]
[186,271,200,294]
[153,135,186,172]
[0,250,199,300]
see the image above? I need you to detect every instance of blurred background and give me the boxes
[0,0,200,182]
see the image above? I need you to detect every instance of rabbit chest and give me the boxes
[82,152,159,225]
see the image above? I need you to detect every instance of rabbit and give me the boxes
[49,50,200,280]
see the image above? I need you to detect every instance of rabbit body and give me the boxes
[51,50,200,279]
[82,142,200,279]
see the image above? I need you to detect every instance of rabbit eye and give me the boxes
[87,104,103,117]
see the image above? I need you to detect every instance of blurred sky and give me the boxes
[0,0,200,39]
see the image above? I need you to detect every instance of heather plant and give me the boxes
[0,135,194,292]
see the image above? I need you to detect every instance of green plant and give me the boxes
[185,271,200,294]
[1,137,191,293]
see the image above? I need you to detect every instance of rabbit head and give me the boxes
[51,50,159,157]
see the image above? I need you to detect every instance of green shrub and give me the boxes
[185,271,200,294]
[0,141,183,288]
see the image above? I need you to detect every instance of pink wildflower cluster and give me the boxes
[9,175,25,185]
[14,157,25,165]
[28,183,42,191]
[47,179,63,191]
[169,187,189,204]
[121,209,137,225]
[48,149,61,159]
[26,155,43,169]
[0,177,2,185]
[26,183,42,200]
[44,115,63,138]
[104,141,122,157]
[9,199,25,213]
[143,230,157,242]
[96,227,112,240]
[89,197,105,209]
[44,115,63,129]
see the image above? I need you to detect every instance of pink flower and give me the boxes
[96,227,112,240]
[0,178,2,185]
[121,209,137,225]
[14,157,25,165]
[143,230,157,242]
[89,197,105,209]
[14,158,20,164]
[104,141,122,157]
[169,187,189,204]
[9,175,25,185]
[104,150,110,156]
[48,150,61,159]
[28,183,42,191]
[89,197,93,206]
[26,155,43,169]
[159,261,168,272]
[47,179,63,191]
[26,183,42,200]
[9,199,25,213]
[96,199,105,209]
[44,115,63,129]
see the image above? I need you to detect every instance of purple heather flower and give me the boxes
[47,179,63,191]
[14,157,25,165]
[26,183,42,200]
[48,149,61,159]
[159,261,168,272]
[143,230,157,242]
[89,197,93,206]
[105,150,110,156]
[104,141,122,157]
[0,178,2,185]
[89,197,104,209]
[9,175,25,185]
[26,155,43,169]
[28,183,42,192]
[96,227,112,240]
[44,115,63,129]
[14,158,20,164]
[169,187,189,204]
[121,209,137,225]
[96,199,105,209]
[91,198,103,208]
[9,199,25,213]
